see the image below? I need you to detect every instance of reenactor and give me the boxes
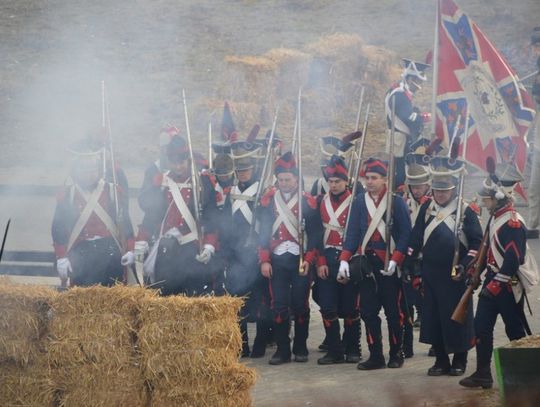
[338,157,411,370]
[130,126,180,282]
[52,138,134,286]
[401,152,432,358]
[385,59,431,188]
[312,132,362,353]
[460,162,535,389]
[405,156,482,376]
[130,135,219,295]
[311,133,361,197]
[314,155,361,365]
[258,152,319,365]
[222,141,272,357]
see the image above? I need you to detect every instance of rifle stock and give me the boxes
[451,215,492,324]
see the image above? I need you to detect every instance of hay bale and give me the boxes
[48,286,152,366]
[139,295,257,406]
[222,55,278,104]
[305,33,364,59]
[0,360,54,407]
[53,364,147,407]
[0,284,56,366]
[139,296,243,380]
[151,363,256,407]
[264,48,312,100]
[48,286,154,407]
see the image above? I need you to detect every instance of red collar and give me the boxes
[494,204,514,218]
[369,186,387,206]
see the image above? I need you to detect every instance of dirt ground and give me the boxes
[0,0,539,173]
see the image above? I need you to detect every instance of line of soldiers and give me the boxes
[51,61,535,388]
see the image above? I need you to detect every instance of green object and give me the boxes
[494,346,540,404]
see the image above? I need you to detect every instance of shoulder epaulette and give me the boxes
[303,192,317,209]
[260,187,276,207]
[152,173,164,187]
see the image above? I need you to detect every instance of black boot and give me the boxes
[388,343,404,368]
[459,366,493,389]
[343,318,362,363]
[357,338,385,370]
[427,346,451,376]
[317,319,345,365]
[450,351,468,376]
[403,319,414,358]
[251,319,271,358]
[292,316,309,362]
[240,319,250,358]
[318,335,329,352]
[269,320,291,365]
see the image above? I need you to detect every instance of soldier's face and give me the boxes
[72,158,100,189]
[236,168,253,183]
[482,196,497,212]
[169,159,189,176]
[328,177,347,195]
[364,172,386,194]
[407,77,423,93]
[433,188,455,207]
[410,184,430,201]
[277,172,298,193]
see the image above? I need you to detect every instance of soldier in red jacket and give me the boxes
[314,155,361,365]
[52,138,134,287]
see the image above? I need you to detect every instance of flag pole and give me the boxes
[431,0,440,139]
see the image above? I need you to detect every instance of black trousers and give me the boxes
[226,248,271,322]
[317,248,359,321]
[70,237,123,287]
[154,237,213,296]
[268,252,311,323]
[474,274,526,367]
[359,253,404,357]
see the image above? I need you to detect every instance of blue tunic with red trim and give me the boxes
[339,190,411,265]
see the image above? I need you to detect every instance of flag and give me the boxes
[434,0,535,197]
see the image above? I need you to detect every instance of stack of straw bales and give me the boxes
[0,281,256,407]
[47,286,152,407]
[206,33,399,172]
[0,281,56,406]
[139,296,256,407]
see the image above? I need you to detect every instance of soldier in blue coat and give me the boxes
[385,59,430,188]
[460,163,530,389]
[338,157,412,370]
[405,157,482,377]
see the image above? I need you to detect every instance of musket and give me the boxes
[384,97,396,271]
[103,81,142,287]
[0,219,11,264]
[182,89,204,253]
[451,215,493,324]
[208,120,213,170]
[450,111,469,278]
[347,87,365,182]
[343,103,370,238]
[296,87,305,274]
[245,106,280,245]
[291,105,299,157]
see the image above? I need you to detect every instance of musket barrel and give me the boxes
[182,89,203,251]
